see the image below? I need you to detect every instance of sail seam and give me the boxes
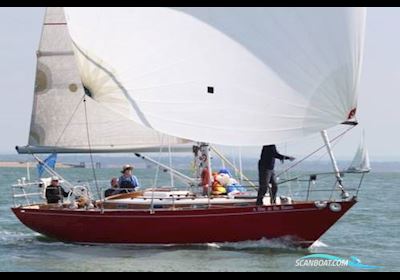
[37,51,74,57]
[44,23,67,25]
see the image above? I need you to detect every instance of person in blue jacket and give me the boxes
[118,165,140,192]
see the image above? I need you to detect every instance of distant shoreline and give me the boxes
[0,162,74,169]
[1,159,399,172]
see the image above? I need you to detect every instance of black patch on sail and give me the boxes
[207,87,214,94]
[72,41,154,129]
[84,86,93,98]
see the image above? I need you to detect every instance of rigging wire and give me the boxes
[211,146,257,189]
[153,135,165,187]
[314,127,349,162]
[54,94,86,147]
[238,147,244,185]
[150,134,165,213]
[281,142,294,197]
[168,137,175,188]
[29,152,74,190]
[232,147,238,178]
[277,125,356,178]
[82,95,101,200]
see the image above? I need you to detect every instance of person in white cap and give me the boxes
[45,176,69,204]
[118,165,140,192]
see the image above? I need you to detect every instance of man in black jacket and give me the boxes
[104,177,120,198]
[45,177,69,204]
[257,145,295,205]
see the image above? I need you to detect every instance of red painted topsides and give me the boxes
[12,199,356,247]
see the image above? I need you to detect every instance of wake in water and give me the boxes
[75,237,316,252]
[1,226,328,254]
[310,240,329,249]
[98,237,324,252]
[165,238,329,253]
[0,230,75,249]
[0,230,40,243]
[209,237,323,252]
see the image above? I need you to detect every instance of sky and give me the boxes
[0,7,399,161]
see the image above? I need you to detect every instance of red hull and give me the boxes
[12,200,356,248]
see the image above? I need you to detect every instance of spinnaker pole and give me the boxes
[321,130,349,199]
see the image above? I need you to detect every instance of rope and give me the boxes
[82,95,101,200]
[277,126,356,178]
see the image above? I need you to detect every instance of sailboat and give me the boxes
[12,7,367,247]
[347,131,371,173]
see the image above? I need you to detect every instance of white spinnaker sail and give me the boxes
[21,7,189,154]
[65,7,366,146]
[348,132,371,172]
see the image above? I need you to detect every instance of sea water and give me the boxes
[0,167,399,272]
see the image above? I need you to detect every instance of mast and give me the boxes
[194,143,213,197]
[321,130,349,199]
[201,143,213,187]
[26,162,31,182]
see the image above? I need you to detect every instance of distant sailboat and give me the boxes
[348,132,371,173]
[12,7,368,248]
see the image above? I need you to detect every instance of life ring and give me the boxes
[329,202,342,213]
[314,201,328,209]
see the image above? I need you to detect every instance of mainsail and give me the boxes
[64,7,366,146]
[348,132,371,173]
[18,7,189,154]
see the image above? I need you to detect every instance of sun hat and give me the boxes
[121,164,134,173]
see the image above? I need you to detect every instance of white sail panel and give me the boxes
[348,132,371,173]
[65,7,366,146]
[24,7,189,154]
